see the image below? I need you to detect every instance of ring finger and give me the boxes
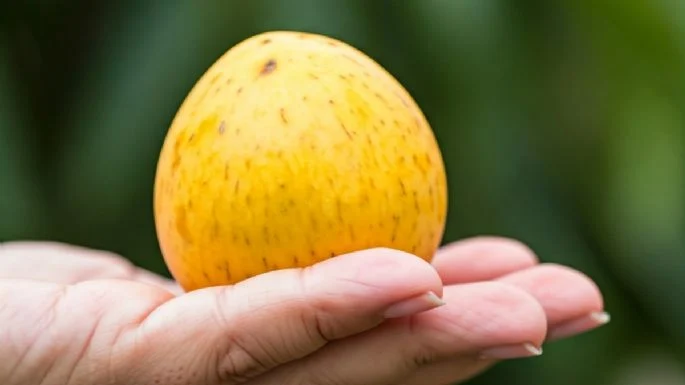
[398,264,608,385]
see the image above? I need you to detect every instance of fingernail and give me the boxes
[547,311,611,341]
[383,291,446,318]
[479,342,543,360]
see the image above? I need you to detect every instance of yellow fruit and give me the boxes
[153,31,448,291]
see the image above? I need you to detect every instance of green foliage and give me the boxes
[1,1,684,383]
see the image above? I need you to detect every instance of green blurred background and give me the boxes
[1,1,684,384]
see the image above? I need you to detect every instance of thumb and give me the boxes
[121,248,444,384]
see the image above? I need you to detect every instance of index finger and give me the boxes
[0,241,182,294]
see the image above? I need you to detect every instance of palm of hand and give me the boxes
[0,238,607,385]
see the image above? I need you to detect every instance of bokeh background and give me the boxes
[2,1,684,384]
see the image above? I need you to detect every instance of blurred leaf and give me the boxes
[53,1,260,267]
[407,2,635,384]
[251,0,370,43]
[0,36,45,239]
[600,89,685,350]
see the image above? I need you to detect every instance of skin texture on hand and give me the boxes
[0,237,608,385]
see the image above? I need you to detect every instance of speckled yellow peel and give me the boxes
[154,31,448,291]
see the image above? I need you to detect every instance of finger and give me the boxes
[496,263,608,340]
[0,241,130,283]
[124,248,444,384]
[248,281,547,385]
[432,236,539,284]
[0,241,181,294]
[398,264,609,385]
[398,358,492,385]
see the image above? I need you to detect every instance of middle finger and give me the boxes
[432,237,539,285]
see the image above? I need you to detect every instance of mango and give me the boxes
[153,31,448,291]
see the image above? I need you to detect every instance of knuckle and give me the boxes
[299,266,379,342]
[213,287,275,383]
[411,348,441,369]
[217,335,270,384]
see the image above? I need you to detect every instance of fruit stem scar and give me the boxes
[260,59,277,75]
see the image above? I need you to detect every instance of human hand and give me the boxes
[0,237,607,385]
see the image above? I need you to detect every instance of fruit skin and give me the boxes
[154,30,448,291]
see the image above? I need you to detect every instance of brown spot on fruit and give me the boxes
[260,59,277,75]
[340,122,353,139]
[175,206,192,243]
[218,120,225,134]
[394,90,410,107]
[399,180,407,196]
[391,214,400,242]
[261,38,272,45]
[348,224,356,241]
[342,53,363,67]
[279,108,289,124]
[171,155,181,173]
[263,227,270,243]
